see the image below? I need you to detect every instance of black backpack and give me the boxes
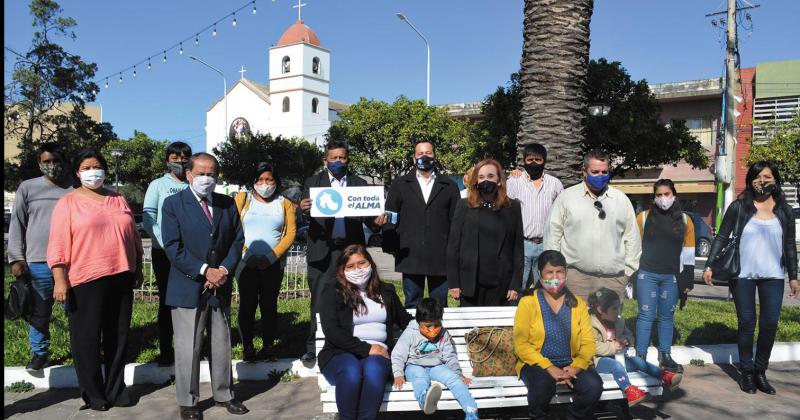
[4,274,33,322]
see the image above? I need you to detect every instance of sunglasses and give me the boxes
[593,201,606,220]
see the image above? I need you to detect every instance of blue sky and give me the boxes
[4,0,799,153]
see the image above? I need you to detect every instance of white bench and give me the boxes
[316,306,662,416]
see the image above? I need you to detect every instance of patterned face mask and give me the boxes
[419,324,442,340]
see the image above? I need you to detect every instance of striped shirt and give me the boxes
[506,172,564,239]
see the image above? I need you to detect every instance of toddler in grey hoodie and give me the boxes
[391,298,479,418]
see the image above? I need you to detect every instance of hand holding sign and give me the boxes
[310,186,385,218]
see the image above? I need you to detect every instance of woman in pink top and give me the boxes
[48,149,143,411]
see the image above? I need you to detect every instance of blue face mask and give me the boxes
[327,161,348,180]
[585,174,610,191]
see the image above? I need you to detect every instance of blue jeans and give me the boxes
[28,263,55,356]
[321,353,391,420]
[635,270,678,355]
[522,240,545,289]
[733,278,784,370]
[404,364,478,418]
[402,274,448,309]
[595,355,662,390]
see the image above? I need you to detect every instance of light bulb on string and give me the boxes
[252,1,257,14]
[118,73,123,84]
[133,66,137,78]
[148,58,152,69]
[195,34,199,46]
[105,78,109,88]
[179,43,184,55]
[163,51,167,63]
[213,24,217,36]
[232,13,237,27]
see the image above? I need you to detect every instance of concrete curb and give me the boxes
[5,342,800,389]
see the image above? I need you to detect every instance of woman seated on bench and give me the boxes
[318,244,413,420]
[513,250,603,420]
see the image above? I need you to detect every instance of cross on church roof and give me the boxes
[293,0,307,21]
[239,65,247,80]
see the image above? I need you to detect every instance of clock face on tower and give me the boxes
[229,117,251,141]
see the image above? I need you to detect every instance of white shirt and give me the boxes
[189,187,228,277]
[352,291,388,347]
[416,170,436,203]
[329,172,347,239]
[506,172,563,239]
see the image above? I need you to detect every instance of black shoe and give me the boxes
[215,399,249,415]
[658,352,683,373]
[754,369,776,395]
[26,354,50,371]
[157,350,174,367]
[79,403,111,411]
[739,369,757,394]
[180,406,202,420]
[242,347,257,363]
[300,351,316,362]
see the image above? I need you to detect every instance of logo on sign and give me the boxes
[315,188,343,216]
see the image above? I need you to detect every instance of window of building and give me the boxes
[312,57,320,75]
[282,56,290,74]
[678,117,716,148]
[312,98,319,114]
[282,97,290,113]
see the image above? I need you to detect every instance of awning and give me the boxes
[611,182,717,194]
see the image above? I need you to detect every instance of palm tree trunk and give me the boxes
[517,0,594,187]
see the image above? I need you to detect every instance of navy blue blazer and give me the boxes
[161,188,244,308]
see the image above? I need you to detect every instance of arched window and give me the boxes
[282,56,290,74]
[282,97,290,113]
[312,57,320,75]
[312,98,319,114]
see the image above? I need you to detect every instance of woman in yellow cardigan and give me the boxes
[514,250,603,420]
[234,162,297,362]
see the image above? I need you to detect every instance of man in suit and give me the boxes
[382,139,461,309]
[298,140,387,362]
[161,153,248,420]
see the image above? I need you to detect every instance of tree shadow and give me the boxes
[684,322,737,346]
[230,310,306,358]
[717,363,741,384]
[2,388,81,419]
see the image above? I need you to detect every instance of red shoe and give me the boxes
[660,369,683,392]
[625,385,648,407]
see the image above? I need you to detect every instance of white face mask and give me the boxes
[654,196,675,211]
[191,175,216,197]
[254,183,276,198]
[345,266,372,287]
[79,169,105,190]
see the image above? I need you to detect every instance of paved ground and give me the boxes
[5,361,799,419]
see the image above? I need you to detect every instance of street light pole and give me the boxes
[396,12,430,105]
[190,56,228,145]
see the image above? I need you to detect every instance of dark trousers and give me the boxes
[460,284,506,307]
[402,274,448,309]
[321,353,391,420]
[237,263,284,351]
[519,364,603,420]
[66,272,133,409]
[152,248,174,357]
[306,248,343,353]
[733,278,785,370]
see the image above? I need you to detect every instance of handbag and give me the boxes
[710,205,742,281]
[465,326,517,377]
[4,274,33,322]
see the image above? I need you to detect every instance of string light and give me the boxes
[147,58,152,69]
[179,43,184,55]
[163,51,167,63]
[232,13,237,27]
[213,24,217,36]
[133,66,137,78]
[195,34,199,46]
[105,78,109,88]
[118,73,123,84]
[252,1,257,14]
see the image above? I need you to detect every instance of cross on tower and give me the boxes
[239,65,247,80]
[293,0,306,21]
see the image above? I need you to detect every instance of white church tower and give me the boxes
[267,18,331,146]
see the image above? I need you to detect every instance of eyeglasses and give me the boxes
[593,201,606,220]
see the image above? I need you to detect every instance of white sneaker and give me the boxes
[423,381,443,415]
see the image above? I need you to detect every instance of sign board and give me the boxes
[310,186,385,218]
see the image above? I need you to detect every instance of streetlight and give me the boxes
[110,148,122,190]
[190,56,228,144]
[588,104,611,117]
[396,12,430,105]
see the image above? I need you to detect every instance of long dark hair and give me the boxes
[251,161,281,198]
[522,250,578,308]
[336,245,384,315]
[649,179,685,238]
[740,161,786,213]
[587,287,620,317]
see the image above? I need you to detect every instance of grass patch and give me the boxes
[690,359,706,367]
[4,381,34,393]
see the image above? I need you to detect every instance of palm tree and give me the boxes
[517,0,594,187]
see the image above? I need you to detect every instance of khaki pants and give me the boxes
[566,269,629,303]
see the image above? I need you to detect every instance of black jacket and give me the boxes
[317,281,413,370]
[302,170,376,264]
[382,171,461,275]
[446,199,524,297]
[705,199,797,280]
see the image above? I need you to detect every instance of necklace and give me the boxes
[480,200,495,209]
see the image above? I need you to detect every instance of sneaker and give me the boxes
[423,381,443,415]
[625,385,648,407]
[26,354,50,371]
[660,369,683,392]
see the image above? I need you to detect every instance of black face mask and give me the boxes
[476,180,498,196]
[523,162,545,180]
[755,182,776,196]
[415,155,435,172]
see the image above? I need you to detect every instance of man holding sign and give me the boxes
[299,140,388,362]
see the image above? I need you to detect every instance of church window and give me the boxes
[283,97,290,112]
[282,56,291,73]
[312,57,320,75]
[312,98,319,114]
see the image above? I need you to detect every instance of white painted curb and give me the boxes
[5,343,800,389]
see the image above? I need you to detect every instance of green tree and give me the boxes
[475,73,521,169]
[746,114,800,201]
[103,131,168,201]
[327,96,480,186]
[3,0,110,191]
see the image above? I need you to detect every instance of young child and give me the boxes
[588,288,682,407]
[391,298,479,419]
